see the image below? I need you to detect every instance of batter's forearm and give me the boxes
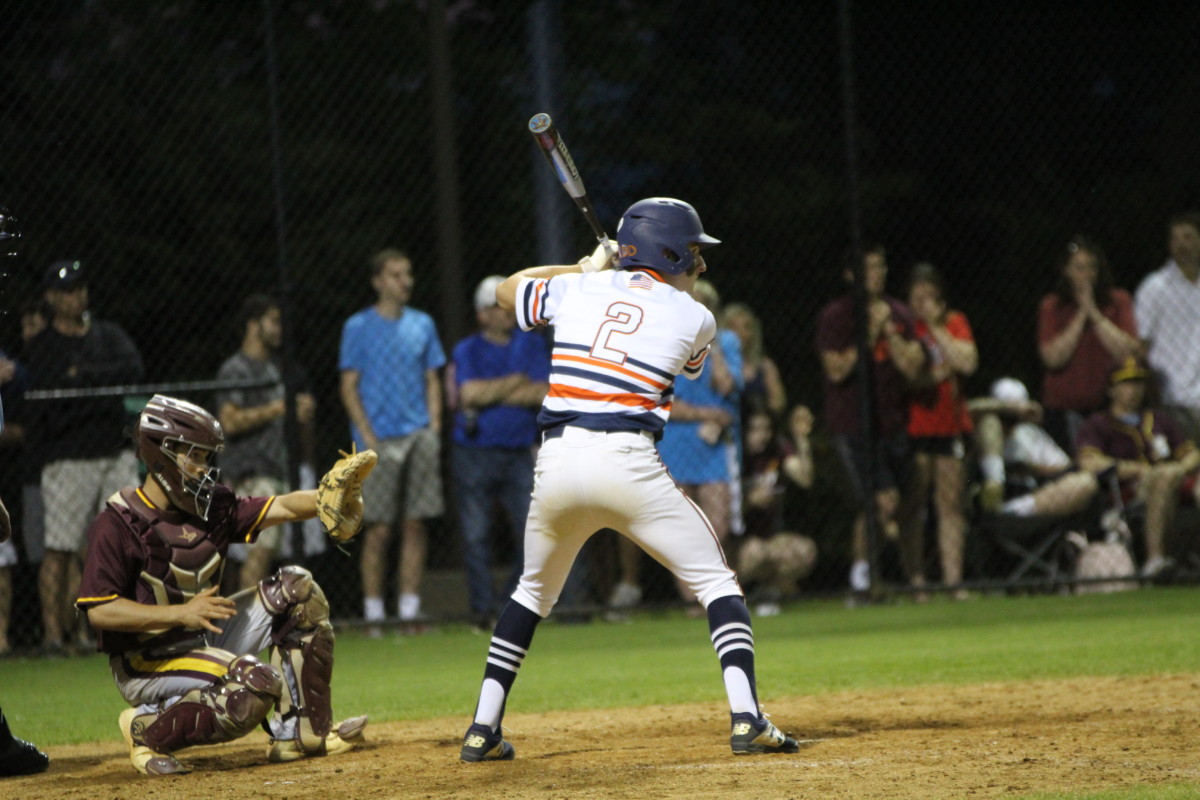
[496,264,583,310]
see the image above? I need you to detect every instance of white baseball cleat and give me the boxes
[267,715,369,763]
[119,708,190,776]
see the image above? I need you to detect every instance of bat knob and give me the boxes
[528,113,552,133]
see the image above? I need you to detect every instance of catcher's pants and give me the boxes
[110,585,272,708]
[512,426,742,617]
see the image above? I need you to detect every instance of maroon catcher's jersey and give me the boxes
[75,484,273,655]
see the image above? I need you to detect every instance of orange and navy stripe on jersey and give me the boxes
[514,269,716,438]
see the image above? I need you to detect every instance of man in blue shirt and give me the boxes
[339,249,446,631]
[449,276,550,628]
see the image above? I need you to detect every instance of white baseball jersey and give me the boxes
[509,268,743,617]
[514,268,716,436]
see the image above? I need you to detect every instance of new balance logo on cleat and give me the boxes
[460,723,516,763]
[729,712,800,755]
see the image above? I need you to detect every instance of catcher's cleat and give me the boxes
[0,734,50,777]
[267,715,369,763]
[729,712,800,755]
[459,723,515,763]
[118,708,190,776]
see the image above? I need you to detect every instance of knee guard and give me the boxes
[130,654,283,753]
[261,565,336,755]
[259,565,331,635]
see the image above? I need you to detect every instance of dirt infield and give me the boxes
[10,674,1198,800]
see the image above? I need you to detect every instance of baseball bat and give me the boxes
[528,113,611,248]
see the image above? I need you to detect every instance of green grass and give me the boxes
[1015,786,1200,800]
[5,586,1199,749]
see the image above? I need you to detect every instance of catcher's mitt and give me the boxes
[316,446,378,543]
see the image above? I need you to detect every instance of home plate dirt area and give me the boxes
[13,674,1198,800]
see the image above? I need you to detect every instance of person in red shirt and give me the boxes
[816,243,928,595]
[1038,236,1141,450]
[898,263,978,600]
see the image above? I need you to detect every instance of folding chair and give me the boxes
[976,512,1081,584]
[971,468,1112,586]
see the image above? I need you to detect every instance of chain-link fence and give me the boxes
[1,0,1199,650]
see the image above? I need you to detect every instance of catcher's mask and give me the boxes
[617,197,719,275]
[136,394,224,519]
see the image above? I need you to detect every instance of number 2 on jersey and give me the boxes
[591,302,644,364]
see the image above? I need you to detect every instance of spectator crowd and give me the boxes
[3,210,1200,656]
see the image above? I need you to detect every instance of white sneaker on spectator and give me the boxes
[604,581,643,623]
[1140,555,1174,579]
[608,581,642,609]
[849,560,870,592]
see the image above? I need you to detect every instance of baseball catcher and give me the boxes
[75,394,377,776]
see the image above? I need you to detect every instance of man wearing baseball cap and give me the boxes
[1076,357,1200,578]
[967,377,1099,520]
[24,258,144,653]
[446,276,551,630]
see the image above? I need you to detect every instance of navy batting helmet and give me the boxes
[616,198,719,275]
[0,206,21,259]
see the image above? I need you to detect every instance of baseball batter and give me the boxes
[75,395,371,776]
[459,197,799,761]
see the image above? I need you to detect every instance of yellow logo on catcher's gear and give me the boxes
[732,722,753,736]
[465,734,487,749]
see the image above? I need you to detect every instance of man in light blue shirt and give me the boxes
[339,249,446,632]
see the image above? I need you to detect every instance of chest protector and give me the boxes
[112,488,224,608]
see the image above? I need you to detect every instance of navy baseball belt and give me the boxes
[541,426,653,444]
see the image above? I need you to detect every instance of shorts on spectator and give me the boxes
[226,474,287,563]
[910,435,966,459]
[362,427,444,525]
[834,432,911,502]
[43,450,139,552]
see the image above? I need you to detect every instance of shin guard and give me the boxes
[262,565,337,755]
[130,654,282,752]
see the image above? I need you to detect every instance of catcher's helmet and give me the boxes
[617,197,719,275]
[136,395,224,519]
[0,206,20,260]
